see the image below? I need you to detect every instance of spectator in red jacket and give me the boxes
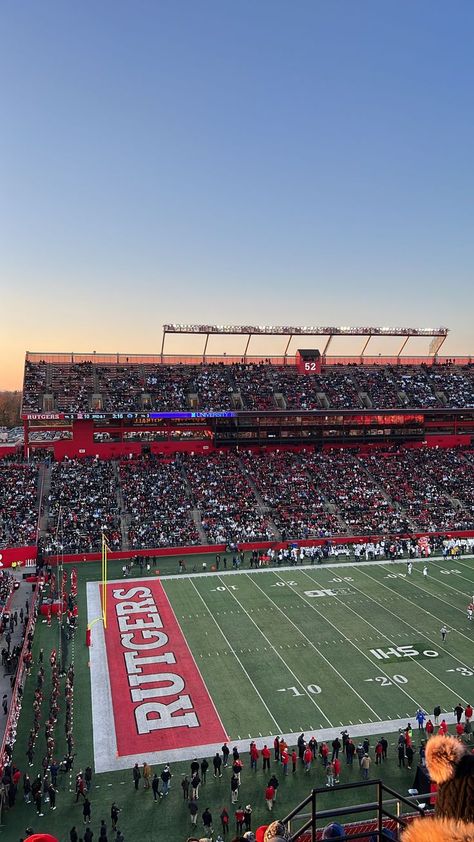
[425,719,434,737]
[262,745,271,771]
[250,743,259,772]
[235,806,245,834]
[303,747,312,773]
[265,783,275,811]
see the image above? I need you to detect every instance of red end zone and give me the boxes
[102,579,227,756]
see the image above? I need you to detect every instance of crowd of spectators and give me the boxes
[51,363,94,413]
[424,365,474,408]
[239,451,338,539]
[23,359,474,414]
[1,444,474,554]
[119,455,200,548]
[182,452,273,543]
[229,364,277,410]
[0,464,38,548]
[311,450,411,535]
[45,458,121,554]
[363,447,474,532]
[22,361,48,412]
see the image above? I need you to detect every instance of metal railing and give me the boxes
[283,779,433,841]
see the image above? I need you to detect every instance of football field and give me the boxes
[88,556,474,772]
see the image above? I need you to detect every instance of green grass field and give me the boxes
[4,553,473,842]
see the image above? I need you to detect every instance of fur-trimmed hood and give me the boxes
[402,817,474,842]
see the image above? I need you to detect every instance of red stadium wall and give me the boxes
[0,546,37,568]
[0,445,22,460]
[422,434,471,448]
[1,530,473,569]
[42,529,474,567]
[50,421,215,460]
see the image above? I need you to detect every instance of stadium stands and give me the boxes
[119,455,199,548]
[21,358,474,412]
[0,464,38,548]
[45,459,121,554]
[4,447,464,553]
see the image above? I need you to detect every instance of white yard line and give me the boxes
[279,570,423,710]
[428,558,474,593]
[355,564,474,667]
[188,579,282,733]
[301,568,470,705]
[215,574,333,727]
[245,572,382,721]
[366,563,474,643]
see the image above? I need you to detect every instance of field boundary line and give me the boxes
[104,554,474,585]
[87,581,119,774]
[245,572,382,721]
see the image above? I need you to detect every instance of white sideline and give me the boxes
[104,553,474,585]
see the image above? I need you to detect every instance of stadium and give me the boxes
[1,324,473,842]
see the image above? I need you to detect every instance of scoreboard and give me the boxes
[295,348,322,374]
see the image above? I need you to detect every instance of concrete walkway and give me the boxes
[0,573,34,744]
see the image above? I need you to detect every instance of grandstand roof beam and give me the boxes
[283,335,293,361]
[360,335,372,357]
[322,335,333,356]
[243,333,252,361]
[397,336,410,357]
[430,333,448,357]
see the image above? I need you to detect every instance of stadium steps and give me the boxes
[299,462,347,533]
[235,455,281,539]
[347,455,417,532]
[191,508,208,543]
[37,460,52,539]
[45,363,53,388]
[113,461,130,550]
[175,460,208,542]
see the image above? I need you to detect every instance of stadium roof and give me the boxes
[162,323,449,358]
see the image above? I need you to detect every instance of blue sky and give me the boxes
[1,0,473,388]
